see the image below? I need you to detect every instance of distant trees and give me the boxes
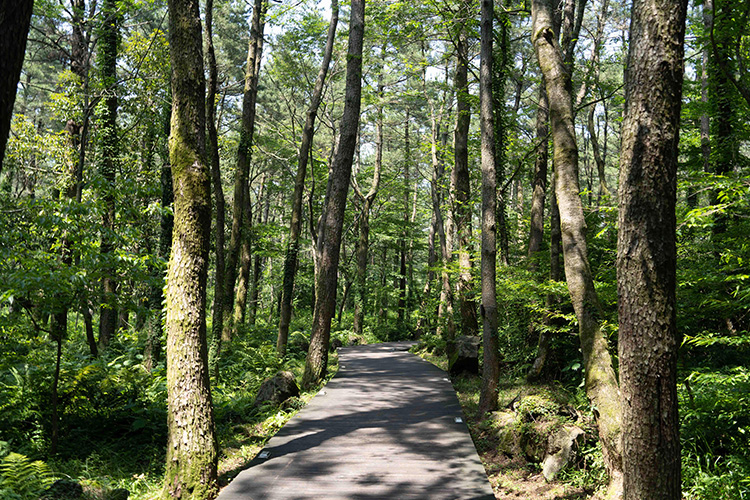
[4,0,750,497]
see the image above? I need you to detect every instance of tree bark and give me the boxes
[206,0,226,366]
[97,0,120,350]
[617,1,687,498]
[397,110,410,327]
[452,10,478,337]
[478,0,499,416]
[527,81,548,269]
[222,0,265,343]
[161,0,218,495]
[531,1,623,496]
[0,0,34,169]
[352,56,382,336]
[302,0,364,388]
[277,0,339,355]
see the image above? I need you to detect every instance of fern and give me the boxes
[0,452,54,500]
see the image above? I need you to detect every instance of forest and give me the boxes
[0,0,749,499]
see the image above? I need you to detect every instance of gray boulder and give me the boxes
[541,425,585,481]
[448,335,481,376]
[253,371,300,409]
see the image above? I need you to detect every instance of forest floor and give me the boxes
[414,349,597,500]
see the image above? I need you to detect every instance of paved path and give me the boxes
[218,342,495,500]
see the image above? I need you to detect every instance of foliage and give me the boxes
[0,451,55,500]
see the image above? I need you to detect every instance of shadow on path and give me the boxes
[218,342,495,500]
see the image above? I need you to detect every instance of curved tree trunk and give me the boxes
[617,1,687,498]
[531,1,622,496]
[277,0,339,355]
[161,0,218,496]
[302,0,364,388]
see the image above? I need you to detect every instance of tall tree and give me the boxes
[302,0,365,388]
[351,62,383,336]
[220,0,266,346]
[531,0,623,495]
[527,81,548,269]
[97,0,120,349]
[277,0,339,355]
[162,0,218,495]
[477,0,498,416]
[617,0,687,498]
[0,0,34,168]
[206,0,226,366]
[452,0,478,336]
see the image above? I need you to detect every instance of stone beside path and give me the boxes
[218,341,495,500]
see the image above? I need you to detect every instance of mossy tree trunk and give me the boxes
[161,0,218,496]
[302,0,364,387]
[617,0,687,498]
[531,0,623,496]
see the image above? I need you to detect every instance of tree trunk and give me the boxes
[222,0,265,343]
[531,1,623,496]
[49,328,63,455]
[206,0,226,364]
[97,0,120,350]
[0,0,33,168]
[377,244,388,327]
[617,1,687,498]
[452,13,478,337]
[478,0,499,416]
[352,57,383,336]
[161,0,218,495]
[302,0,364,388]
[230,178,257,338]
[527,82,548,269]
[397,110,410,327]
[144,123,173,370]
[277,0,339,355]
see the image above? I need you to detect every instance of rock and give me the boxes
[448,336,480,376]
[253,371,300,409]
[40,479,83,500]
[521,421,555,463]
[107,488,130,500]
[490,411,522,457]
[541,425,585,481]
